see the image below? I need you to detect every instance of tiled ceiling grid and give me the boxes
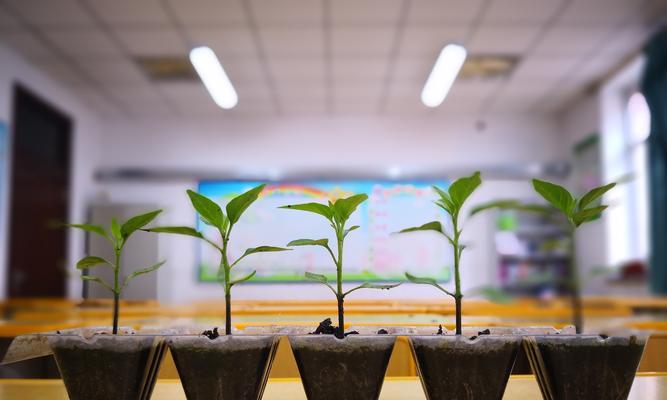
[0,0,664,118]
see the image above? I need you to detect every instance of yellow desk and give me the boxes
[0,374,665,399]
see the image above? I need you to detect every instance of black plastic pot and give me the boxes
[531,335,646,400]
[49,334,166,400]
[169,335,279,400]
[289,335,396,400]
[409,335,521,400]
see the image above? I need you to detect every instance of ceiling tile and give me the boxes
[0,31,55,60]
[187,27,257,57]
[232,81,273,101]
[331,0,403,24]
[47,28,124,60]
[532,26,610,57]
[114,27,187,56]
[71,87,125,116]
[468,25,542,54]
[332,57,388,81]
[165,0,246,25]
[597,26,649,58]
[250,0,323,25]
[392,56,432,84]
[4,0,94,28]
[275,80,326,100]
[0,7,21,29]
[334,81,383,101]
[32,59,87,85]
[78,59,149,84]
[559,0,641,26]
[408,0,485,24]
[332,26,395,57]
[483,0,565,24]
[511,56,581,79]
[260,26,324,56]
[398,25,468,55]
[86,0,170,27]
[220,55,266,82]
[266,56,325,80]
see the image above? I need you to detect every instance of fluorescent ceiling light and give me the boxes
[189,46,238,109]
[421,44,467,108]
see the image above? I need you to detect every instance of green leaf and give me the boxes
[448,171,482,208]
[356,282,401,290]
[578,182,616,210]
[187,190,225,229]
[239,246,291,259]
[397,221,443,234]
[469,200,522,217]
[344,225,360,238]
[332,194,368,224]
[405,272,454,297]
[572,205,608,226]
[81,275,114,293]
[287,238,330,247]
[76,256,110,270]
[64,223,109,239]
[143,226,203,238]
[226,184,265,225]
[122,261,166,288]
[532,179,576,216]
[279,202,333,220]
[111,219,122,246]
[305,271,328,283]
[229,270,257,286]
[121,209,162,239]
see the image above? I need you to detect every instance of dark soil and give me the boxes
[310,318,359,338]
[436,325,444,335]
[201,327,220,340]
[377,329,388,335]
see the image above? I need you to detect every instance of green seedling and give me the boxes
[281,193,400,338]
[397,172,520,335]
[531,178,616,333]
[144,184,289,335]
[66,210,165,334]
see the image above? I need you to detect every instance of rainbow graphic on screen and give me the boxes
[196,180,452,283]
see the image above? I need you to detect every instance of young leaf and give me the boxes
[231,246,291,268]
[279,202,333,220]
[64,223,109,239]
[81,275,114,293]
[532,179,575,216]
[121,209,162,239]
[226,184,266,225]
[111,219,122,246]
[405,272,454,297]
[305,271,329,283]
[344,225,360,238]
[469,200,523,217]
[397,221,443,234]
[572,205,607,226]
[578,182,616,210]
[287,238,330,247]
[229,270,257,286]
[332,194,368,224]
[143,226,203,238]
[187,190,224,229]
[344,282,401,297]
[448,171,482,208]
[122,261,166,288]
[76,256,110,270]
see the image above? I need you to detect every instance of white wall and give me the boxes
[0,44,101,300]
[95,115,560,303]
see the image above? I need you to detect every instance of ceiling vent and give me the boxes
[134,56,197,81]
[459,55,519,79]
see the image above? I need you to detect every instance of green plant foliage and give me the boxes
[145,184,289,335]
[532,179,616,227]
[282,193,399,335]
[66,209,164,334]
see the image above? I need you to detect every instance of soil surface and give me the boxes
[201,327,220,340]
[309,318,381,338]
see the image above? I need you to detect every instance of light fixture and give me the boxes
[421,44,467,108]
[189,46,238,109]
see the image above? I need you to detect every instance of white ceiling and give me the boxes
[0,0,664,118]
